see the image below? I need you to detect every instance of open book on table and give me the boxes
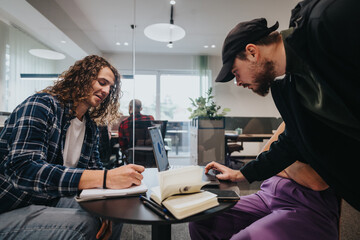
[150,166,219,220]
[75,182,148,202]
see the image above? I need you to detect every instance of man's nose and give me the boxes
[102,85,110,95]
[234,77,242,86]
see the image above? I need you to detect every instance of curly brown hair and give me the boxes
[42,55,121,125]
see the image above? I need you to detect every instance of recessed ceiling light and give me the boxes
[29,49,65,60]
[61,40,66,44]
[211,45,216,48]
[167,42,173,48]
[115,42,121,46]
[124,42,129,46]
[204,45,209,48]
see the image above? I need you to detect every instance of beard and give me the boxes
[251,60,276,96]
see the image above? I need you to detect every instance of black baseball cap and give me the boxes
[215,18,279,83]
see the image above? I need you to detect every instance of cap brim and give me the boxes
[215,60,235,82]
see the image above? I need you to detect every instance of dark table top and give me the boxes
[79,168,238,225]
[225,133,273,142]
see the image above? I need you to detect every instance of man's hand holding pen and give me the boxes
[106,164,145,189]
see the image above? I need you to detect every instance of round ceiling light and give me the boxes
[29,49,66,60]
[144,23,185,42]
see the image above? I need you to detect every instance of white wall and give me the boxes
[104,52,199,72]
[0,20,8,110]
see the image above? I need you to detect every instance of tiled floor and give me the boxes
[120,223,190,240]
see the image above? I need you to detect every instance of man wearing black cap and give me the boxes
[190,0,359,239]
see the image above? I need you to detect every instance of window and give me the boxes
[160,74,201,121]
[121,71,208,120]
[120,70,210,158]
[120,74,156,117]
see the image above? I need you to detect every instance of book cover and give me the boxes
[75,182,148,202]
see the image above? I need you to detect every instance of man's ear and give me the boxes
[245,44,258,62]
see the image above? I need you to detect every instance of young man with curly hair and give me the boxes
[0,55,144,239]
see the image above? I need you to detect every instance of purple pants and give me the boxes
[189,176,339,240]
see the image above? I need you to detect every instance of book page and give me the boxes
[162,191,219,219]
[159,166,202,188]
[150,186,162,205]
[158,166,207,201]
[164,191,217,210]
[161,182,206,201]
[151,182,207,203]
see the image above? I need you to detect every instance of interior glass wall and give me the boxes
[0,19,74,112]
[0,1,213,168]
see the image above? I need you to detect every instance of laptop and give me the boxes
[148,126,220,186]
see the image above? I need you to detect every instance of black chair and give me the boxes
[98,125,119,169]
[225,134,244,169]
[151,120,168,139]
[122,120,168,168]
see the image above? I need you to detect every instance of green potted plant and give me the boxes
[187,87,230,119]
[188,87,230,166]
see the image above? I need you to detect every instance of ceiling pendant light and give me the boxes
[144,2,185,46]
[29,49,65,60]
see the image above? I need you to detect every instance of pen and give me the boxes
[139,195,168,213]
[140,197,170,220]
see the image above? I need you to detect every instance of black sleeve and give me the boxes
[240,128,299,183]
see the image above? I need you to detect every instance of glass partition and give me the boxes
[0,19,75,112]
[120,75,157,117]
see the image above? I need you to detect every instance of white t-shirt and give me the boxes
[63,117,86,168]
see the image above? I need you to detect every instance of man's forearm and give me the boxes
[78,169,104,190]
[78,165,145,190]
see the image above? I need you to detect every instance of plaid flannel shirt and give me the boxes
[118,113,154,151]
[0,93,103,213]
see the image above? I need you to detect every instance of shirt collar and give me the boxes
[64,102,74,119]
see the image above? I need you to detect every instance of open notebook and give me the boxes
[148,126,220,185]
[75,183,148,202]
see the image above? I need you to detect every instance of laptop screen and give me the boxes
[148,126,169,171]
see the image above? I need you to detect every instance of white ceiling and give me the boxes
[0,0,299,60]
